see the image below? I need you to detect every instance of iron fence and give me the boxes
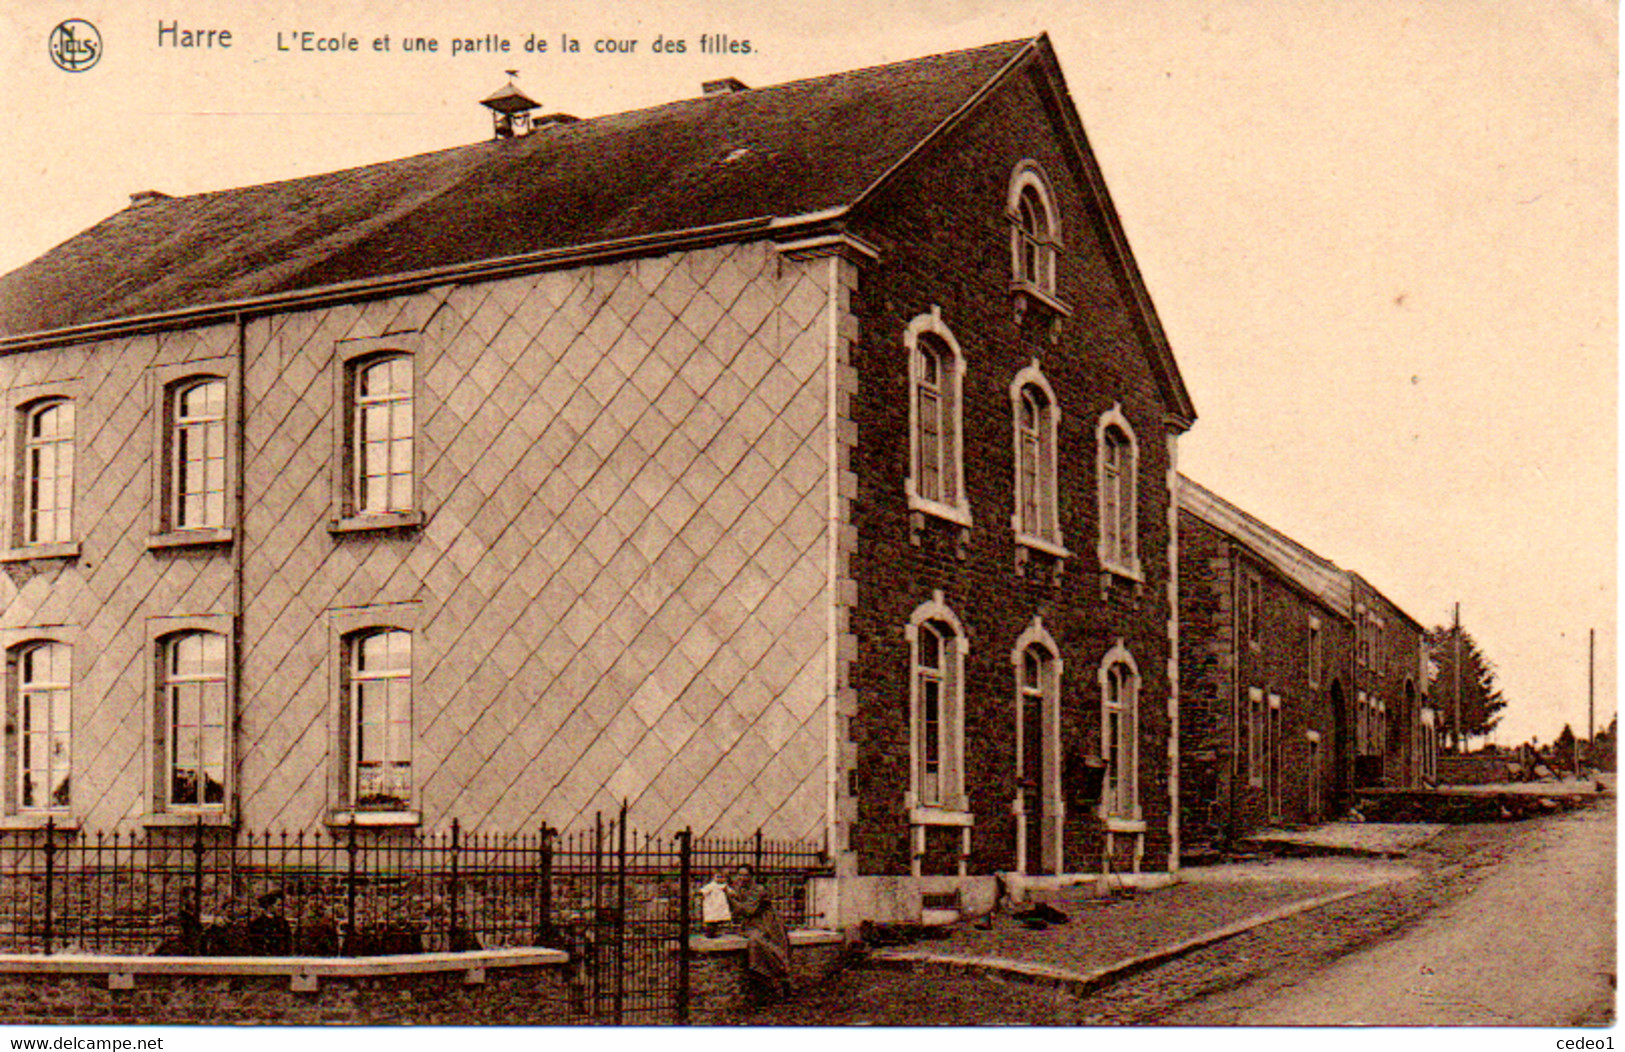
[0,813,830,970]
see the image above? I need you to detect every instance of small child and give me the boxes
[700,869,731,937]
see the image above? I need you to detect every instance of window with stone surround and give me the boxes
[147,359,237,549]
[1008,161,1061,299]
[904,310,970,528]
[332,337,422,534]
[1096,406,1140,579]
[13,641,70,813]
[171,379,227,529]
[157,630,229,813]
[908,596,966,813]
[1099,644,1141,823]
[1247,686,1265,788]
[344,629,413,812]
[19,399,74,548]
[1010,366,1064,553]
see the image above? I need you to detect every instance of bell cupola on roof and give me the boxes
[481,72,540,138]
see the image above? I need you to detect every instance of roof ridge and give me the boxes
[126,37,1037,210]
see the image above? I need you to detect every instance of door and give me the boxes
[1019,659,1045,873]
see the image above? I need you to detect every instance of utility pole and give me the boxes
[1453,602,1463,755]
[1587,627,1595,774]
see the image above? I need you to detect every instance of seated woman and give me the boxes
[725,863,791,1001]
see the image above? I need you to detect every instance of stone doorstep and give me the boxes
[869,881,1389,997]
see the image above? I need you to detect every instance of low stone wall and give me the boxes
[0,948,579,1025]
[690,930,848,1022]
[1438,755,1516,786]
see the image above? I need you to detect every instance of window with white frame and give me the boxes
[21,400,74,547]
[160,631,229,810]
[1011,367,1062,548]
[1247,687,1265,787]
[172,379,227,529]
[1096,408,1139,577]
[904,311,969,524]
[1099,644,1140,821]
[354,356,414,515]
[344,628,413,810]
[908,597,965,811]
[1008,162,1060,297]
[16,642,70,812]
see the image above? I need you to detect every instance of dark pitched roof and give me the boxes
[0,39,1030,338]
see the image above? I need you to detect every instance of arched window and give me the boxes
[1097,407,1140,577]
[1011,367,1062,548]
[1009,162,1061,295]
[346,628,412,810]
[908,596,966,810]
[904,311,970,524]
[173,379,227,529]
[17,642,70,811]
[162,631,228,809]
[1099,644,1140,821]
[354,356,414,515]
[22,400,73,546]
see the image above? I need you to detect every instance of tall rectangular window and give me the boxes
[23,401,73,546]
[355,356,414,514]
[348,629,412,810]
[173,379,227,529]
[164,632,228,809]
[1247,687,1265,787]
[1101,657,1140,819]
[18,642,70,812]
[1307,617,1323,688]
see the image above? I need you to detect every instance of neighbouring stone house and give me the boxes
[0,35,1197,924]
[1178,476,1429,850]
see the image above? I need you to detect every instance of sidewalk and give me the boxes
[871,858,1414,994]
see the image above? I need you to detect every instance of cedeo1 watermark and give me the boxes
[48,19,102,71]
[1555,1040,1613,1049]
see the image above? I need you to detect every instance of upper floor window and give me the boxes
[1308,616,1323,688]
[1096,407,1140,578]
[355,356,414,515]
[161,631,228,810]
[173,379,227,529]
[332,337,422,533]
[1099,644,1141,821]
[1011,367,1063,550]
[1008,162,1060,297]
[904,310,970,526]
[16,642,70,812]
[1244,574,1262,647]
[909,595,966,811]
[22,401,73,546]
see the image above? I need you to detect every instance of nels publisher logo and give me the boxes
[49,19,102,71]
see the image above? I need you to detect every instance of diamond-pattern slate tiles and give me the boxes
[1,242,843,838]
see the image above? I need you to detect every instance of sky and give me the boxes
[0,0,1615,747]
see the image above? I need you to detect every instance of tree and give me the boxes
[1425,624,1507,750]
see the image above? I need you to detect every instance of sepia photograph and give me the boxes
[0,0,1614,1039]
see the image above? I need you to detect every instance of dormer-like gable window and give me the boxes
[1008,161,1062,302]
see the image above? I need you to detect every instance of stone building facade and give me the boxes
[0,36,1198,921]
[1178,477,1425,850]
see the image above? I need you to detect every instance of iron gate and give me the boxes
[548,806,694,1024]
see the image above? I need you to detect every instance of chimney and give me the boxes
[480,72,541,138]
[702,77,750,96]
[128,190,172,209]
